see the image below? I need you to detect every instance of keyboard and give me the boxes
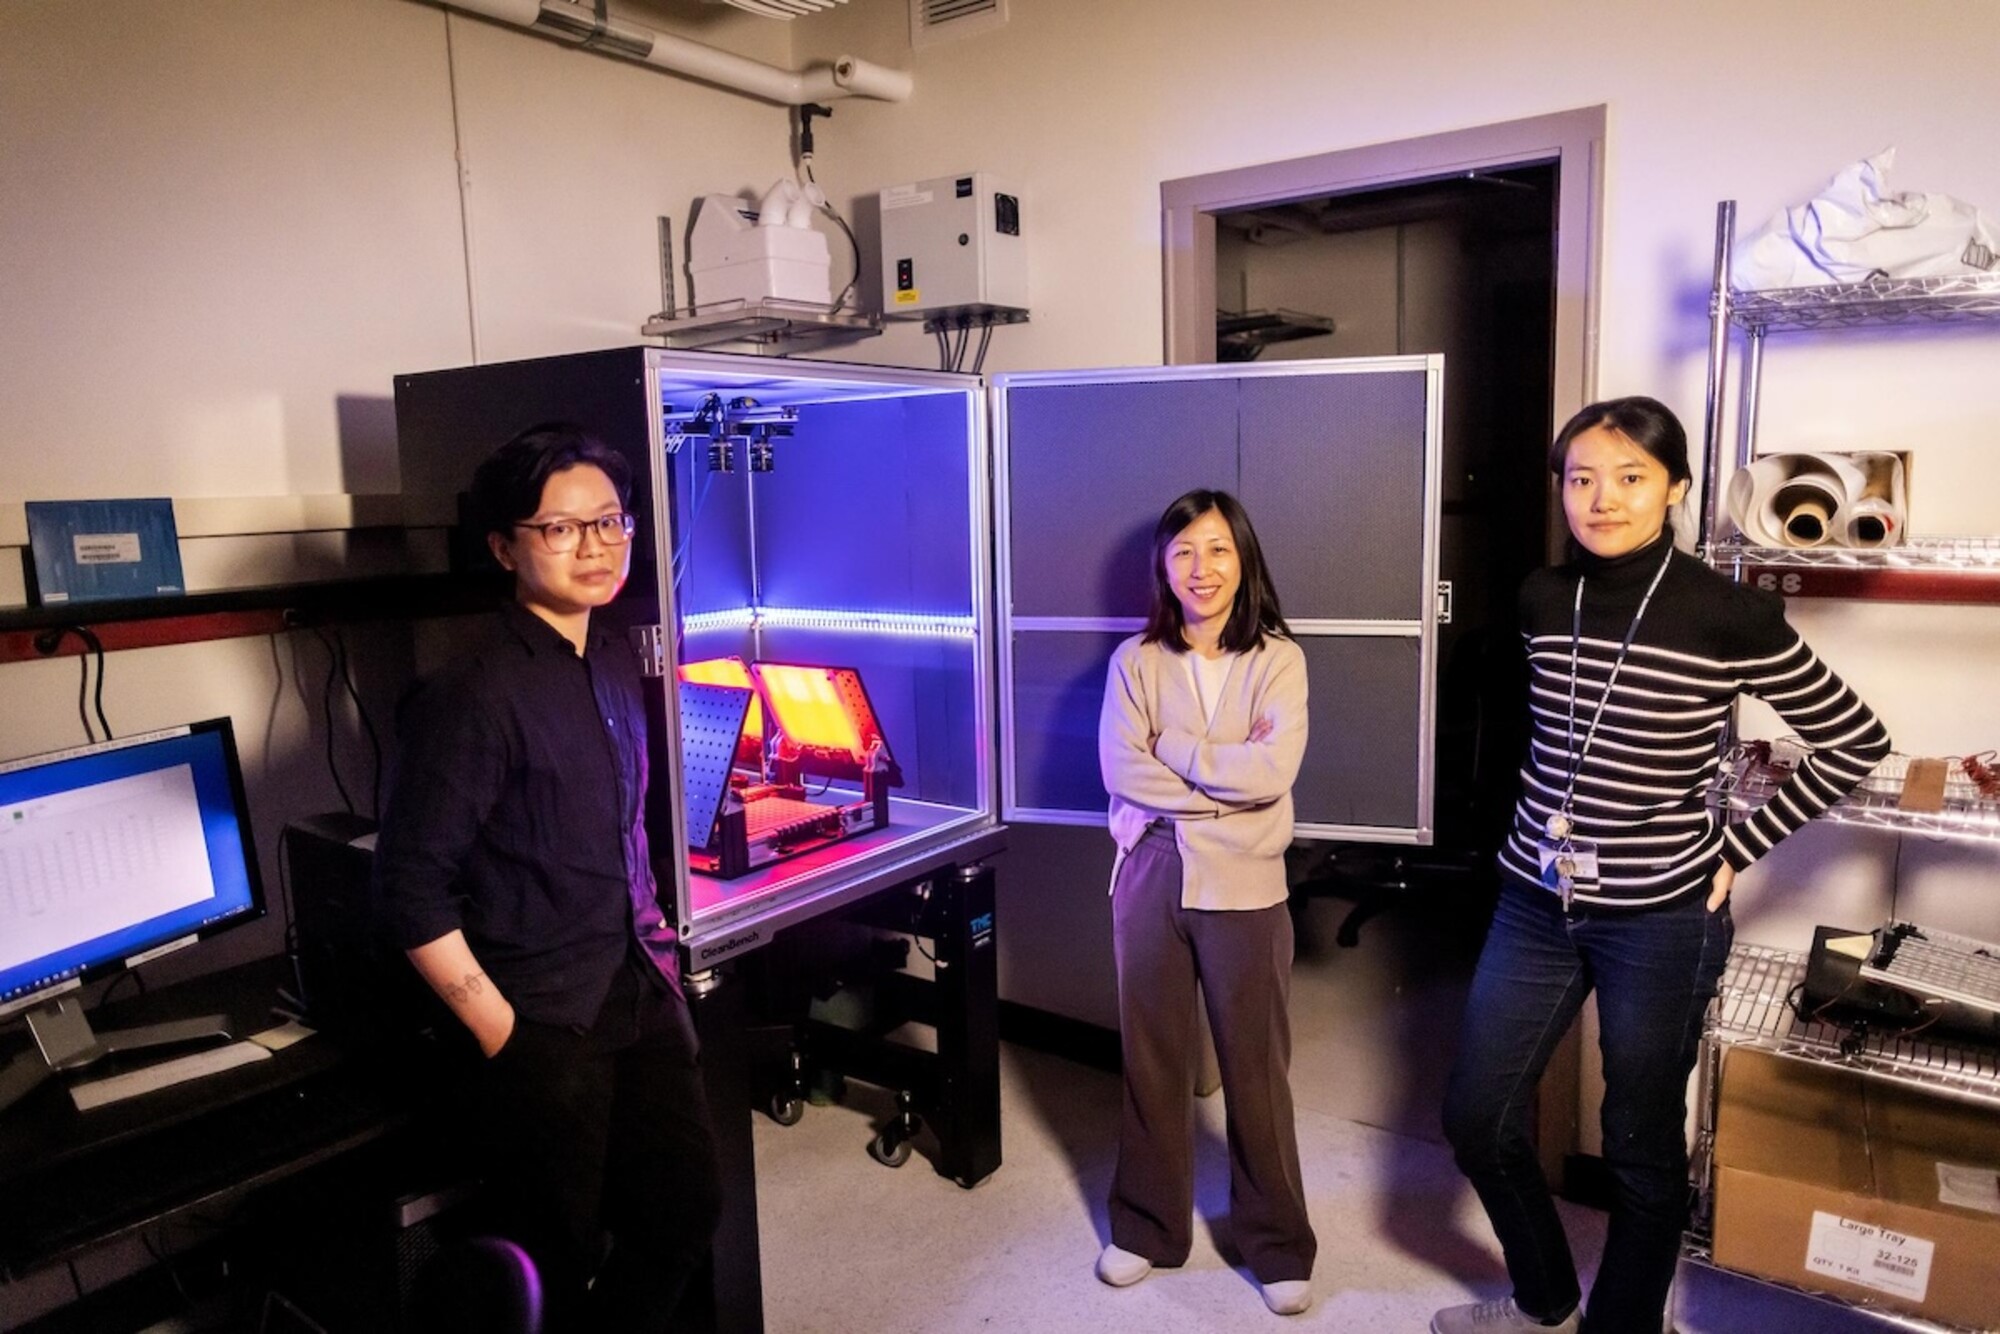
[1859,924,2000,1016]
[70,1041,271,1112]
[2,1069,395,1269]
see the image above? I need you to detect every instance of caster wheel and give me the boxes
[769,1095,805,1126]
[868,1132,913,1168]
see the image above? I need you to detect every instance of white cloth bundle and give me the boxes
[1735,149,2000,289]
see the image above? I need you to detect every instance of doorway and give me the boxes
[1216,162,1557,862]
[1164,108,1609,869]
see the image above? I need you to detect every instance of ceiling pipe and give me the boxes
[444,0,913,105]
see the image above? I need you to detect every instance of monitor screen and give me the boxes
[0,719,265,1019]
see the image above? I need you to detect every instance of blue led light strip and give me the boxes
[679,607,975,640]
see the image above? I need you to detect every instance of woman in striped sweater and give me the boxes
[1432,398,1890,1334]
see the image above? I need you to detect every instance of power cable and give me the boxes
[98,967,148,1007]
[33,626,108,742]
[797,104,860,313]
[75,626,112,739]
[330,628,383,818]
[73,652,94,743]
[311,628,356,816]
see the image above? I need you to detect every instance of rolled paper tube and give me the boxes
[1782,498,1832,544]
[1845,497,1900,547]
[1841,453,1907,548]
[1729,454,1860,547]
[1771,479,1841,546]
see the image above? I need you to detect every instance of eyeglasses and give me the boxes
[513,512,637,553]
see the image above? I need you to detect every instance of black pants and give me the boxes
[1442,879,1731,1333]
[468,957,723,1333]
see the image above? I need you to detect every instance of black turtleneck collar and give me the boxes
[1570,530,1676,591]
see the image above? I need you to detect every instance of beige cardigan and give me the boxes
[1097,632,1308,910]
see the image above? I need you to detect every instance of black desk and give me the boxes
[0,959,404,1299]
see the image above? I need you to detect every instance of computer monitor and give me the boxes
[0,718,266,1111]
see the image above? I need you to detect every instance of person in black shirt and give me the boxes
[1432,398,1888,1334]
[377,423,721,1332]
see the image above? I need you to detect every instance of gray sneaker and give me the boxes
[1430,1297,1581,1334]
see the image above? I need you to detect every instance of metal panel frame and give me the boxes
[638,349,998,952]
[990,355,1444,842]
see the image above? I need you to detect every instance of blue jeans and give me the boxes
[1442,878,1732,1333]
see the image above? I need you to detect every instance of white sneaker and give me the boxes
[1095,1244,1153,1287]
[1260,1278,1313,1315]
[1430,1296,1580,1333]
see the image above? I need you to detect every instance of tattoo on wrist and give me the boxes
[442,971,487,1006]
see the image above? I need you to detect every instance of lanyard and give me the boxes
[1556,547,1675,830]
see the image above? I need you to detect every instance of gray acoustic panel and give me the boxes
[1293,635,1423,830]
[1238,370,1430,622]
[1003,380,1238,618]
[1007,629,1128,814]
[754,394,974,617]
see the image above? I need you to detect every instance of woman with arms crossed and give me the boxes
[1433,398,1890,1334]
[1095,489,1318,1318]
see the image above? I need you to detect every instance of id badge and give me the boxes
[1537,838,1600,905]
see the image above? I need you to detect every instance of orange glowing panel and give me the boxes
[754,664,864,760]
[679,657,762,739]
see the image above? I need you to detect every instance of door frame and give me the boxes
[1159,107,1607,1186]
[1160,106,1603,426]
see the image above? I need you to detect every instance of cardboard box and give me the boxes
[1713,1047,2000,1329]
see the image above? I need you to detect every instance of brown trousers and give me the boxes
[1108,822,1317,1283]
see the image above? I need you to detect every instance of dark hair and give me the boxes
[1140,489,1289,653]
[1548,395,1692,487]
[467,421,632,541]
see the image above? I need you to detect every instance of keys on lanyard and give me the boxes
[1547,548,1674,911]
[1537,836,1600,910]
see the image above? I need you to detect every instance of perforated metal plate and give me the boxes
[679,682,754,849]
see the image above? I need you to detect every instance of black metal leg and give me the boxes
[683,966,764,1334]
[928,863,1002,1189]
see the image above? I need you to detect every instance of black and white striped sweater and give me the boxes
[1499,535,1891,909]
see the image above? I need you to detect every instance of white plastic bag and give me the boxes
[1734,149,2000,289]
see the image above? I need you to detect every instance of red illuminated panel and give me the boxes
[754,663,865,761]
[680,657,763,739]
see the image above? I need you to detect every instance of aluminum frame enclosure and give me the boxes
[394,349,1443,966]
[395,348,998,968]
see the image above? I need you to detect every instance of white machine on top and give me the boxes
[687,181,833,312]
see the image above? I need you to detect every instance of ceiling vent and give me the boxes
[705,0,849,18]
[910,0,1007,48]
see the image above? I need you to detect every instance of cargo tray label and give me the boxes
[1805,1210,1934,1302]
